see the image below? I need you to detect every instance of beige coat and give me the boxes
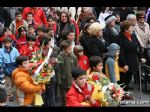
[135,22,150,47]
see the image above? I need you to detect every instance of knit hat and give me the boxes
[17,25,26,34]
[72,67,86,80]
[105,15,116,25]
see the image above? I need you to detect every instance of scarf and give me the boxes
[123,32,132,41]
[16,20,23,31]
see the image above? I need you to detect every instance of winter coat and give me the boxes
[87,36,108,58]
[77,55,89,71]
[19,43,39,58]
[134,22,150,47]
[66,82,100,107]
[22,7,48,27]
[103,26,118,45]
[9,20,28,35]
[57,51,78,90]
[105,43,124,83]
[16,35,27,51]
[12,67,45,106]
[0,46,19,76]
[117,32,143,73]
[80,32,90,56]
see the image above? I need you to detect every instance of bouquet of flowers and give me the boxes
[87,71,133,107]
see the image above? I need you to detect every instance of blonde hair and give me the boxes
[88,22,103,37]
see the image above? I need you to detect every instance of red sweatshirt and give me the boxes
[77,55,89,71]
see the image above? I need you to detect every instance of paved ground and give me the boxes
[6,77,150,107]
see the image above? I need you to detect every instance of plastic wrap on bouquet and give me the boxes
[34,93,44,106]
[29,46,54,84]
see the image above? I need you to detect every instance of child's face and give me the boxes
[16,14,22,21]
[78,51,84,56]
[44,41,51,49]
[48,30,54,37]
[20,30,27,36]
[48,19,54,26]
[64,46,72,55]
[93,63,103,73]
[4,42,11,49]
[27,14,33,21]
[21,60,30,70]
[28,40,35,46]
[75,75,87,87]
[28,28,35,34]
[37,30,43,36]
[67,32,75,42]
[115,50,120,57]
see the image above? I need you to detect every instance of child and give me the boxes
[40,36,60,107]
[28,25,36,36]
[26,12,38,29]
[16,26,28,51]
[35,26,45,47]
[0,37,20,101]
[0,88,9,107]
[57,40,78,106]
[47,16,57,33]
[66,31,76,52]
[87,56,106,81]
[73,45,89,71]
[105,43,125,83]
[12,56,45,106]
[66,67,100,107]
[19,34,39,58]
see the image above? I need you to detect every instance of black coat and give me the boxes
[87,36,108,58]
[117,32,143,72]
[103,26,118,45]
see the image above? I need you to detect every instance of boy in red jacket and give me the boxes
[66,67,100,107]
[19,34,39,58]
[73,45,89,71]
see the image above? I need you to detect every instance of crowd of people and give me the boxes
[0,7,150,107]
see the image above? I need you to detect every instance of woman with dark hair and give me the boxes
[56,11,75,47]
[117,21,146,90]
[79,23,91,57]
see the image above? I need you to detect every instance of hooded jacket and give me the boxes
[105,43,124,83]
[12,67,45,106]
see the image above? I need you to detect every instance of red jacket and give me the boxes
[0,34,18,44]
[19,43,39,58]
[22,7,48,27]
[16,35,27,51]
[77,55,89,71]
[66,82,100,107]
[70,18,80,43]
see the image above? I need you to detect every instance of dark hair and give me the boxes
[27,12,34,16]
[2,27,10,36]
[3,37,12,43]
[28,24,34,29]
[40,36,51,46]
[86,16,96,23]
[60,11,70,23]
[47,16,55,21]
[36,26,45,32]
[66,30,75,36]
[0,88,7,103]
[112,11,120,17]
[72,67,86,80]
[120,20,132,32]
[47,27,54,32]
[15,10,22,16]
[89,56,103,69]
[16,56,29,66]
[61,40,71,50]
[26,34,36,41]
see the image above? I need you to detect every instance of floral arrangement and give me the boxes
[87,71,133,107]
